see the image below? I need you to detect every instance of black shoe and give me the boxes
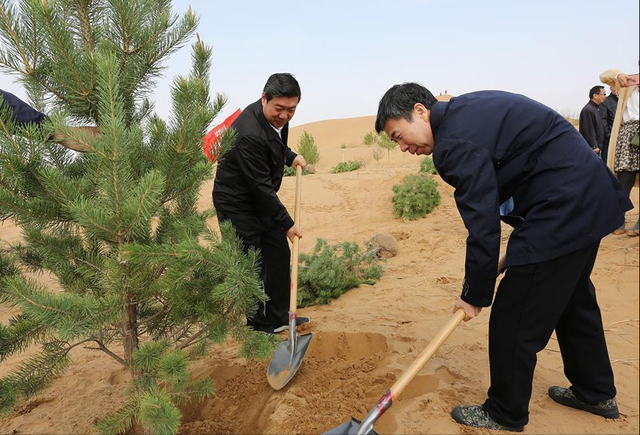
[273,316,311,333]
[451,405,524,432]
[548,386,619,419]
[247,322,276,334]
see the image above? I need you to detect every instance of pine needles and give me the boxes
[297,238,383,307]
[0,2,267,432]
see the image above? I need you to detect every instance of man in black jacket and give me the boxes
[375,83,632,432]
[579,85,607,155]
[213,73,307,334]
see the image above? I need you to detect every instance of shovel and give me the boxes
[267,165,313,390]
[325,255,508,435]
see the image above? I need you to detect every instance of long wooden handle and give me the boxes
[388,255,507,399]
[498,254,506,275]
[606,98,625,170]
[389,309,465,397]
[289,165,302,313]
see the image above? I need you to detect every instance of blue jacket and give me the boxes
[0,89,47,126]
[431,91,632,307]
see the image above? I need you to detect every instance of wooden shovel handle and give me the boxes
[389,309,465,398]
[389,254,507,399]
[290,165,302,313]
[606,101,625,170]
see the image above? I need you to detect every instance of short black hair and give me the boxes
[589,85,605,99]
[375,83,438,133]
[263,73,301,102]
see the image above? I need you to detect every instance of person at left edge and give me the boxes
[212,73,308,334]
[0,88,97,152]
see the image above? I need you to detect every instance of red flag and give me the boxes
[202,108,241,162]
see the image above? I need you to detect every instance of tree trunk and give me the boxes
[123,294,139,364]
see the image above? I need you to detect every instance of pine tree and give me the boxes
[419,156,438,174]
[297,238,382,307]
[376,131,397,167]
[0,0,270,428]
[297,130,319,165]
[363,131,376,147]
[392,174,441,220]
[363,131,396,167]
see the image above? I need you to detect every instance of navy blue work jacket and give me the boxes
[0,89,47,126]
[431,91,632,307]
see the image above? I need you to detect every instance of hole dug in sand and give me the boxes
[179,331,398,435]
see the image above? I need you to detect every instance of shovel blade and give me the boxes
[322,418,381,435]
[267,332,313,390]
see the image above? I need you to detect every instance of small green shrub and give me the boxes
[283,166,309,177]
[297,131,320,165]
[419,157,438,174]
[331,160,362,173]
[298,239,383,307]
[340,143,347,149]
[392,174,441,220]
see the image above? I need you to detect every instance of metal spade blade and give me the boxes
[322,417,381,435]
[267,326,313,390]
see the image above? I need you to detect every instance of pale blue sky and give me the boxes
[1,0,639,127]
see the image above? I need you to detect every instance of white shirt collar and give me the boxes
[270,124,283,138]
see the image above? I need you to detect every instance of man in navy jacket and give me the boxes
[213,73,307,334]
[1,89,97,151]
[1,89,47,126]
[375,83,632,431]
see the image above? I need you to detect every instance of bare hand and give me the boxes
[453,298,482,322]
[286,224,302,243]
[292,155,307,168]
[593,147,600,154]
[617,73,640,88]
[51,126,100,152]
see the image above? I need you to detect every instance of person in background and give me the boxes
[375,83,631,432]
[601,86,619,165]
[600,69,640,237]
[1,88,97,152]
[579,86,607,155]
[212,73,309,334]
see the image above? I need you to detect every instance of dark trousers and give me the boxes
[601,135,609,165]
[484,241,616,427]
[217,211,290,329]
[618,170,638,196]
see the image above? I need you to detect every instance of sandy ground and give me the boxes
[1,110,638,435]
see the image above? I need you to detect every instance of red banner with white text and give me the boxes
[202,108,241,162]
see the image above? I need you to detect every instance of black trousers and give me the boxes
[217,211,290,329]
[484,241,616,427]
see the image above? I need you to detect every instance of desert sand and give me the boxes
[1,109,638,435]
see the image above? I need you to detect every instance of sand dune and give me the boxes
[1,111,638,435]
